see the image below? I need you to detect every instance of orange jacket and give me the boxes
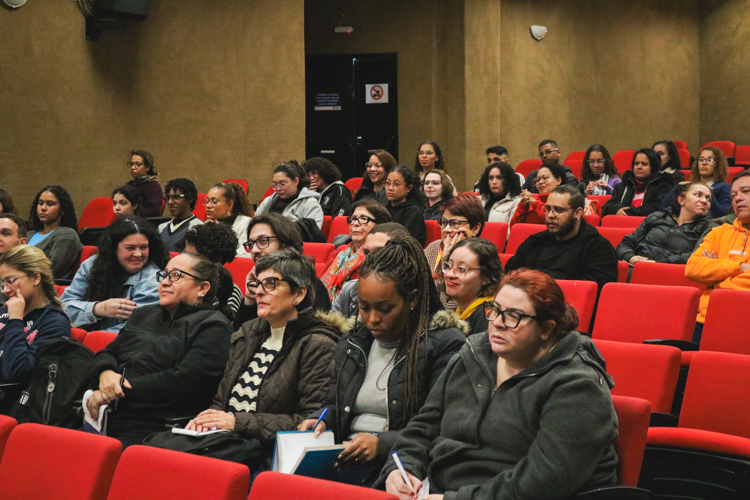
[510,193,548,226]
[685,217,750,323]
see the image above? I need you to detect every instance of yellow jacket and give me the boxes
[686,217,750,323]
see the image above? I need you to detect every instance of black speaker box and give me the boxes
[97,0,150,20]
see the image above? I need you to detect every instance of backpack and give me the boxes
[10,336,94,428]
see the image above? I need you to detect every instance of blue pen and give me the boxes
[312,407,328,437]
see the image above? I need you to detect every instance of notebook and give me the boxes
[273,430,346,478]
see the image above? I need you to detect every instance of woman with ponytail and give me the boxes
[299,235,466,486]
[381,269,618,500]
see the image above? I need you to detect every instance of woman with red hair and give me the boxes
[381,269,618,499]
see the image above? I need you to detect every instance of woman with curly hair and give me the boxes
[303,157,352,217]
[354,150,397,204]
[205,181,255,257]
[478,162,522,227]
[578,144,622,196]
[125,149,163,217]
[61,216,168,332]
[653,140,686,183]
[414,140,445,179]
[26,185,82,281]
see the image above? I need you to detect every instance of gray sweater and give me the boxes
[27,227,82,281]
[378,331,618,500]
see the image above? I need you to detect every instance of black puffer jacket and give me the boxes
[617,210,711,264]
[602,170,674,217]
[311,310,467,462]
[387,198,427,246]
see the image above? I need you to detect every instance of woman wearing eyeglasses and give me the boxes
[86,252,233,447]
[511,163,566,226]
[578,144,621,196]
[422,169,455,221]
[299,236,466,486]
[255,162,325,230]
[385,166,428,246]
[125,150,163,217]
[62,216,167,333]
[204,182,255,257]
[0,245,70,383]
[381,269,617,499]
[184,249,340,468]
[354,150,397,205]
[443,238,503,335]
[233,214,331,329]
[321,200,391,301]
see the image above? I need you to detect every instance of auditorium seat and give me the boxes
[0,415,16,466]
[555,280,597,332]
[505,223,546,254]
[728,166,744,183]
[617,260,629,283]
[498,253,513,268]
[565,158,584,179]
[612,150,635,175]
[734,145,750,167]
[673,140,688,150]
[564,151,586,163]
[600,215,645,229]
[315,262,327,278]
[106,445,250,500]
[193,193,207,221]
[677,149,691,168]
[248,471,397,500]
[84,331,118,354]
[424,219,441,248]
[0,423,121,500]
[222,179,248,194]
[224,256,254,290]
[592,283,700,344]
[54,284,67,297]
[79,197,117,232]
[321,215,332,240]
[344,177,363,196]
[70,327,88,343]
[80,245,99,264]
[611,396,652,488]
[326,216,349,244]
[680,169,691,181]
[480,222,508,253]
[596,227,633,249]
[701,140,735,161]
[583,214,600,227]
[260,185,276,203]
[514,159,543,178]
[587,195,610,217]
[630,262,705,292]
[302,242,335,264]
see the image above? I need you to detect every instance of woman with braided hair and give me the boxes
[299,235,466,486]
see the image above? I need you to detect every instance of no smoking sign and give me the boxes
[365,83,389,104]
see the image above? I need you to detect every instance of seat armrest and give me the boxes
[643,339,699,351]
[649,412,678,427]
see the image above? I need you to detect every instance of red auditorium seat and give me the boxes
[107,445,250,500]
[592,283,700,344]
[315,262,327,278]
[505,223,546,254]
[260,185,276,203]
[321,215,333,240]
[222,179,248,194]
[344,177,363,196]
[78,197,117,232]
[83,330,118,354]
[0,415,16,466]
[680,169,691,181]
[0,423,121,500]
[556,280,598,333]
[728,166,744,183]
[677,149,691,168]
[224,257,254,290]
[734,145,750,167]
[248,471,397,500]
[639,352,750,498]
[326,216,349,244]
[583,214,600,227]
[193,193,207,221]
[617,260,629,283]
[600,215,645,229]
[564,151,586,163]
[611,396,652,488]
[302,242,335,264]
[594,339,681,414]
[596,227,633,248]
[565,158,584,179]
[700,140,735,160]
[424,219,441,248]
[514,159,542,178]
[612,150,635,175]
[480,222,508,253]
[70,327,88,343]
[630,262,705,292]
[587,195,610,217]
[498,253,513,268]
[54,284,67,297]
[672,140,688,150]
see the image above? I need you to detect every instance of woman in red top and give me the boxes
[510,164,565,226]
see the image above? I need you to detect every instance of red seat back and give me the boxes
[83,330,118,354]
[611,395,652,488]
[424,220,442,248]
[222,179,248,194]
[596,227,633,248]
[78,197,117,232]
[617,260,629,283]
[564,151,586,163]
[592,283,700,343]
[0,415,17,466]
[630,262,705,292]
[566,158,584,179]
[583,214,600,227]
[80,245,99,265]
[556,280,598,333]
[54,285,68,297]
[600,215,645,229]
[505,223,546,254]
[515,159,542,178]
[344,177,363,196]
[499,253,513,268]
[681,169,692,181]
[107,445,250,500]
[70,327,88,343]
[248,471,397,500]
[734,145,750,167]
[480,222,508,253]
[224,257,254,291]
[587,195,611,217]
[260,185,276,203]
[612,150,636,175]
[700,290,750,356]
[193,193,207,221]
[677,149,691,169]
[727,167,744,184]
[326,216,349,244]
[595,339,681,413]
[321,216,333,240]
[302,242,335,265]
[0,423,121,500]
[315,262,327,278]
[673,140,688,150]
[700,141,736,159]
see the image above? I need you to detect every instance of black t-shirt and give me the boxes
[533,237,578,280]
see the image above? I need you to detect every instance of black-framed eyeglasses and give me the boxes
[243,236,279,252]
[347,215,377,226]
[534,175,553,184]
[438,218,470,229]
[247,277,288,293]
[156,269,204,283]
[127,161,145,168]
[163,194,186,202]
[485,303,538,328]
[697,157,716,164]
[542,205,574,215]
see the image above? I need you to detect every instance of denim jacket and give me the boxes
[61,256,161,332]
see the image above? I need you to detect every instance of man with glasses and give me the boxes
[524,140,580,194]
[0,214,28,306]
[158,178,203,253]
[505,185,617,292]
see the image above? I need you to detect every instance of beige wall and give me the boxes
[0,0,305,215]
[700,0,750,148]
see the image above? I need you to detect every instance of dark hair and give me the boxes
[551,184,585,211]
[485,145,509,157]
[478,162,522,199]
[537,163,566,183]
[390,165,426,204]
[632,148,663,180]
[413,140,445,174]
[653,140,682,172]
[246,213,304,253]
[182,252,223,308]
[422,169,455,203]
[441,193,486,234]
[581,144,619,183]
[500,269,578,340]
[0,214,27,237]
[211,182,254,217]
[303,157,342,186]
[112,185,145,218]
[0,189,16,215]
[356,150,397,199]
[28,185,78,231]
[273,162,310,190]
[670,181,712,216]
[185,223,238,265]
[692,146,729,183]
[732,169,750,185]
[445,238,503,298]
[538,139,559,149]
[130,149,157,176]
[360,235,443,421]
[255,248,317,310]
[164,178,199,210]
[369,222,411,239]
[84,216,169,302]
[351,200,391,225]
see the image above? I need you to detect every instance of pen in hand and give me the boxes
[392,451,417,498]
[312,407,328,438]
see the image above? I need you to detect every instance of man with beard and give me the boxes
[505,185,617,291]
[525,139,580,193]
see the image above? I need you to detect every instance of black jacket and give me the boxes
[505,219,618,291]
[387,198,427,246]
[602,170,674,217]
[616,210,711,264]
[311,310,467,463]
[319,182,352,217]
[423,199,448,221]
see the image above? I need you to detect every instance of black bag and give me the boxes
[144,429,262,468]
[10,337,94,428]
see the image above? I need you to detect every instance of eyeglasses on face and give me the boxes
[247,276,288,293]
[0,274,30,289]
[365,162,383,169]
[539,148,558,157]
[271,181,290,189]
[127,161,145,168]
[438,218,469,229]
[484,303,538,328]
[163,194,186,202]
[423,180,442,187]
[156,269,204,283]
[243,236,279,252]
[204,197,223,206]
[697,157,716,164]
[587,158,605,165]
[347,215,377,226]
[441,261,480,277]
[534,175,553,184]
[542,204,574,215]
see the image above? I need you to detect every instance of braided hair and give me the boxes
[359,235,443,420]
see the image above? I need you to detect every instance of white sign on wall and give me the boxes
[365,84,389,104]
